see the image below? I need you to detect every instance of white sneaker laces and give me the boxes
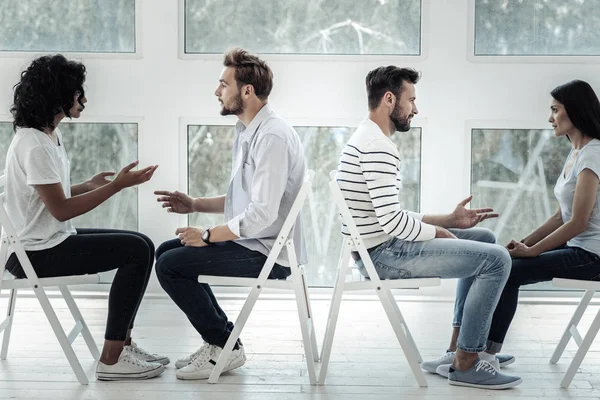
[121,351,153,368]
[189,344,217,368]
[475,359,497,375]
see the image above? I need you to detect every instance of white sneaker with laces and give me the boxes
[96,349,165,381]
[125,341,170,365]
[176,344,246,380]
[175,342,210,369]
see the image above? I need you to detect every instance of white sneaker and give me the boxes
[175,342,210,369]
[96,349,165,381]
[421,351,455,373]
[176,344,246,380]
[436,358,500,378]
[125,341,170,366]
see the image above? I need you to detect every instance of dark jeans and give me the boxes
[6,228,154,341]
[155,239,290,348]
[486,245,600,352]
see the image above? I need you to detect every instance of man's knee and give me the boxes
[487,245,512,280]
[478,228,497,244]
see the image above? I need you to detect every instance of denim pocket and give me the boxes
[374,261,411,279]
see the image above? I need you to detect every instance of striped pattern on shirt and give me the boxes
[335,119,436,249]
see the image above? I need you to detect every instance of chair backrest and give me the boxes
[277,169,315,244]
[328,170,385,283]
[0,174,42,285]
[328,170,370,252]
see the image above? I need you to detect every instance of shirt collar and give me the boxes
[235,103,273,141]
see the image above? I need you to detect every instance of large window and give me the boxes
[184,0,422,55]
[474,0,600,56]
[188,124,421,286]
[470,128,572,290]
[0,0,136,53]
[0,122,139,231]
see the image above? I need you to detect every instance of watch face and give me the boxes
[202,230,209,240]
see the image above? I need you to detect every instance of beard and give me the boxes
[220,91,244,116]
[390,102,412,133]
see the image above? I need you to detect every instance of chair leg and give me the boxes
[550,289,594,364]
[34,287,89,384]
[59,286,100,360]
[293,268,317,385]
[1,288,17,360]
[560,307,600,388]
[208,284,263,384]
[300,269,319,363]
[378,287,428,387]
[386,290,423,363]
[318,240,351,385]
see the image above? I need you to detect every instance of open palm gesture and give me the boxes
[451,195,498,229]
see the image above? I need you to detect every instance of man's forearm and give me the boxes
[422,214,453,228]
[193,195,226,213]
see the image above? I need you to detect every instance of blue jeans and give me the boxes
[356,227,510,352]
[155,239,290,348]
[483,244,600,353]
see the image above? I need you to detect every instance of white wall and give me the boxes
[1,0,599,294]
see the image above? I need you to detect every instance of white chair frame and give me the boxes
[318,171,440,387]
[550,277,600,388]
[197,170,319,385]
[0,175,100,385]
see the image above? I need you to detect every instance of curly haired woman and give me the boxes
[4,54,166,381]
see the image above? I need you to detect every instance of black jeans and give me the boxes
[6,228,154,341]
[155,239,290,348]
[487,245,600,352]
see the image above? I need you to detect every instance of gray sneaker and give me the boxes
[436,357,499,378]
[448,358,522,389]
[496,354,515,367]
[421,351,455,374]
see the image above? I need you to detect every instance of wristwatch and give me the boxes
[201,228,213,245]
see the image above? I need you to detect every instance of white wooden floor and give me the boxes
[1,292,600,400]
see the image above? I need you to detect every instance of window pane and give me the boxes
[188,125,421,286]
[185,0,421,55]
[474,0,600,56]
[470,129,571,290]
[0,122,139,231]
[0,0,135,53]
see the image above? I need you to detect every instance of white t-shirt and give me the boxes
[554,139,600,257]
[4,127,76,253]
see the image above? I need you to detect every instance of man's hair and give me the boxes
[551,80,600,141]
[223,48,273,101]
[366,66,420,110]
[11,54,86,131]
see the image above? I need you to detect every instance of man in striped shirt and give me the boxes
[336,66,522,389]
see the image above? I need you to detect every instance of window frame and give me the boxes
[467,0,600,64]
[0,0,142,59]
[178,0,431,62]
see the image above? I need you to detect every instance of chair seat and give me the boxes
[343,277,441,291]
[197,274,293,289]
[552,278,600,290]
[2,274,101,290]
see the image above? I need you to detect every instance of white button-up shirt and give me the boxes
[224,104,307,266]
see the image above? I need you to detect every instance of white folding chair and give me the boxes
[197,170,319,385]
[318,171,441,387]
[549,278,600,388]
[0,174,101,385]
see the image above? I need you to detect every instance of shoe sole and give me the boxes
[176,356,247,380]
[96,364,165,381]
[149,357,170,366]
[448,377,522,390]
[498,357,515,367]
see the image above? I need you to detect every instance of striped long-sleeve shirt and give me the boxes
[335,118,436,249]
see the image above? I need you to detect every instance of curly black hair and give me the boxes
[11,54,86,131]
